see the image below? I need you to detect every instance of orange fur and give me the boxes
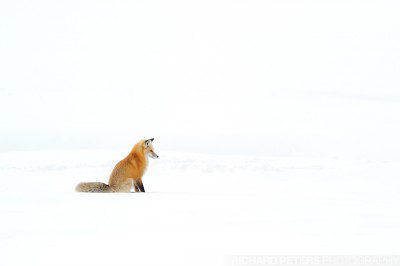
[75,139,158,193]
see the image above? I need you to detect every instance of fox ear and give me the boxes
[144,138,153,147]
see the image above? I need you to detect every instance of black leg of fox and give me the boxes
[137,180,145,192]
[133,183,140,192]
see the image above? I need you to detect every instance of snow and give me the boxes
[1,0,400,265]
[1,150,399,265]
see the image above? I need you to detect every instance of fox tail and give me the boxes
[75,182,110,193]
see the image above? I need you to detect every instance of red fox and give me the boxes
[75,138,158,193]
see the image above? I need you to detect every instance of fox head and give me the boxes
[144,138,159,159]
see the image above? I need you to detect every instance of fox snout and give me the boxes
[149,151,159,159]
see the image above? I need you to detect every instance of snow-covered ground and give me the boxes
[1,150,399,265]
[1,0,400,265]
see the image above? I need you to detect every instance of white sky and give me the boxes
[1,0,400,158]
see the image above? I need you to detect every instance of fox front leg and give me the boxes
[136,180,145,192]
[133,182,140,192]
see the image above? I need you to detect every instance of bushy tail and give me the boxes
[75,182,110,192]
